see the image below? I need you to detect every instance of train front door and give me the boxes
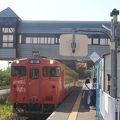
[28,67,40,103]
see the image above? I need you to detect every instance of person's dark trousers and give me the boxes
[83,90,90,108]
[90,90,96,106]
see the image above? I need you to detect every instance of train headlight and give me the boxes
[50,59,54,64]
[16,60,19,64]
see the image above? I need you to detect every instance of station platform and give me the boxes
[47,87,103,120]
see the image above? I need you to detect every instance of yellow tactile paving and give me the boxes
[67,93,81,120]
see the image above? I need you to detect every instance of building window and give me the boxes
[100,39,105,45]
[33,37,37,44]
[47,37,51,44]
[107,39,110,45]
[25,37,59,45]
[51,38,55,44]
[88,38,92,44]
[2,43,13,47]
[3,35,13,42]
[41,37,44,44]
[2,35,14,48]
[2,28,15,33]
[91,37,110,45]
[44,37,47,44]
[55,38,59,44]
[93,38,99,45]
[26,37,31,43]
[100,38,110,45]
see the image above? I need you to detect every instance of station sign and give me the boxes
[59,34,88,56]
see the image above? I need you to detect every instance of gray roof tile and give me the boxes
[0,7,19,18]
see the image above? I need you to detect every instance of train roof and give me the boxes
[11,57,62,66]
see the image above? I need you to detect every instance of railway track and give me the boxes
[0,89,51,120]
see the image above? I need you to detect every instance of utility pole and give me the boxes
[110,9,119,98]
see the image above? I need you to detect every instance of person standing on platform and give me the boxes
[90,77,96,109]
[82,78,92,108]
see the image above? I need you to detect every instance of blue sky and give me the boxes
[0,0,120,21]
[0,0,120,69]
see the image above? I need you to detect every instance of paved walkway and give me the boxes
[77,96,97,120]
[47,87,103,120]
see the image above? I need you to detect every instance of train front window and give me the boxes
[11,66,26,77]
[30,69,39,79]
[43,67,61,77]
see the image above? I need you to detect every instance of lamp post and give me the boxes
[110,8,119,98]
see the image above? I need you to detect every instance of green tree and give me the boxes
[77,68,91,79]
[0,68,10,88]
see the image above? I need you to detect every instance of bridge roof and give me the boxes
[18,20,111,34]
[0,8,118,36]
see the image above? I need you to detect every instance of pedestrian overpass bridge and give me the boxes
[0,7,120,61]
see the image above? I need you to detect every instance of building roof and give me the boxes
[0,7,19,18]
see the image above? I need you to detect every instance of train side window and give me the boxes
[50,67,61,77]
[30,69,39,79]
[11,66,26,77]
[43,67,61,77]
[43,67,50,77]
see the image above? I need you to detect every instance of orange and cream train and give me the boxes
[10,57,78,114]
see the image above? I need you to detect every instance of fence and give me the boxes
[100,90,120,120]
[100,90,115,120]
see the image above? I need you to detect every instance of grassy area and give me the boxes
[0,102,13,120]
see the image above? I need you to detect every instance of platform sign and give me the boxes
[59,34,88,56]
[89,52,100,63]
[76,62,87,69]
